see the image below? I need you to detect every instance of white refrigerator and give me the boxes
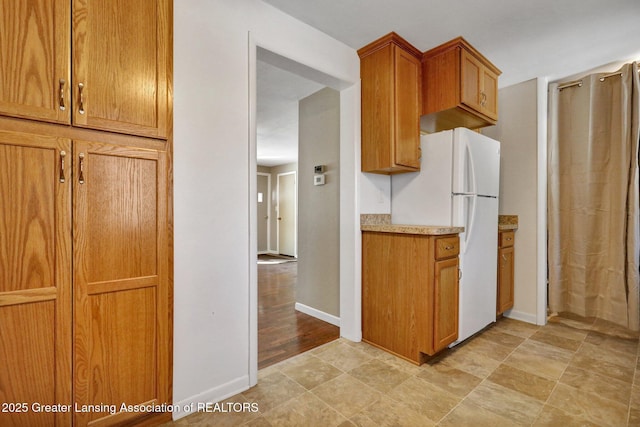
[391,127,500,345]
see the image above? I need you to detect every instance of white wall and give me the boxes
[298,88,341,320]
[483,79,540,323]
[173,0,359,418]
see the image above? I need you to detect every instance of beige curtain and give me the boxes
[548,62,640,331]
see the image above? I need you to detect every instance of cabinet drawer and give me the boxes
[500,231,515,248]
[435,236,460,259]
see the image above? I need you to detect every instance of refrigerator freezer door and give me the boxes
[452,195,498,345]
[452,128,500,197]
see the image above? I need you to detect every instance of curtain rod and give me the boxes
[558,80,582,91]
[558,69,637,91]
[599,71,622,81]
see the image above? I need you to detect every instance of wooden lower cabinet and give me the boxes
[362,231,459,364]
[0,126,171,426]
[497,231,515,315]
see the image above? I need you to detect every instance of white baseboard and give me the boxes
[504,309,538,325]
[294,302,340,327]
[172,376,250,420]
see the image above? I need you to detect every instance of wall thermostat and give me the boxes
[314,175,325,186]
[314,165,325,174]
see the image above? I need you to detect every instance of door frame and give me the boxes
[257,172,271,254]
[248,35,361,388]
[276,171,297,257]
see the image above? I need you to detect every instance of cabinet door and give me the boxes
[72,0,171,138]
[360,43,393,172]
[0,131,71,426]
[497,246,515,314]
[482,68,499,120]
[394,46,421,169]
[460,49,483,114]
[0,0,71,124]
[433,257,459,352]
[73,141,169,426]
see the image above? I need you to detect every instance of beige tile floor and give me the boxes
[166,316,640,426]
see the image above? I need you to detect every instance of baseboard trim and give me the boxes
[172,376,250,420]
[294,302,340,327]
[504,309,538,325]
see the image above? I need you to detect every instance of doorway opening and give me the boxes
[254,53,340,369]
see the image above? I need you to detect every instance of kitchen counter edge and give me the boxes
[361,224,464,235]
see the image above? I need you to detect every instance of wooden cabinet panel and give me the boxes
[0,0,71,124]
[482,67,499,120]
[435,236,460,260]
[500,230,515,248]
[497,231,515,315]
[359,33,421,174]
[421,37,501,132]
[72,0,171,138]
[498,245,515,315]
[433,257,459,352]
[460,50,483,114]
[362,232,430,362]
[73,141,169,426]
[394,47,421,169]
[0,131,71,427]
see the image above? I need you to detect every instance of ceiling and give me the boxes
[257,60,323,167]
[257,0,640,167]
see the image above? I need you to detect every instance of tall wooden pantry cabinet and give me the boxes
[0,1,173,426]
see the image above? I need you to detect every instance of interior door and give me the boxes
[0,130,71,427]
[72,140,169,426]
[257,174,269,253]
[277,172,296,257]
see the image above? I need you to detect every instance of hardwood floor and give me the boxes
[258,258,339,369]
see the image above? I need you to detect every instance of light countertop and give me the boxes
[360,214,463,236]
[498,215,519,231]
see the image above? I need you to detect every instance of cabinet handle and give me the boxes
[480,91,487,106]
[78,83,85,115]
[59,150,66,183]
[501,254,507,262]
[58,79,66,111]
[458,268,462,280]
[78,153,85,184]
[506,237,512,241]
[445,245,454,250]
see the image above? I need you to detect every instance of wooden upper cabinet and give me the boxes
[72,0,171,138]
[359,32,421,174]
[0,0,71,124]
[421,37,501,133]
[0,0,171,139]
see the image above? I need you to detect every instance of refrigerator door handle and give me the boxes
[462,194,477,254]
[466,142,477,194]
